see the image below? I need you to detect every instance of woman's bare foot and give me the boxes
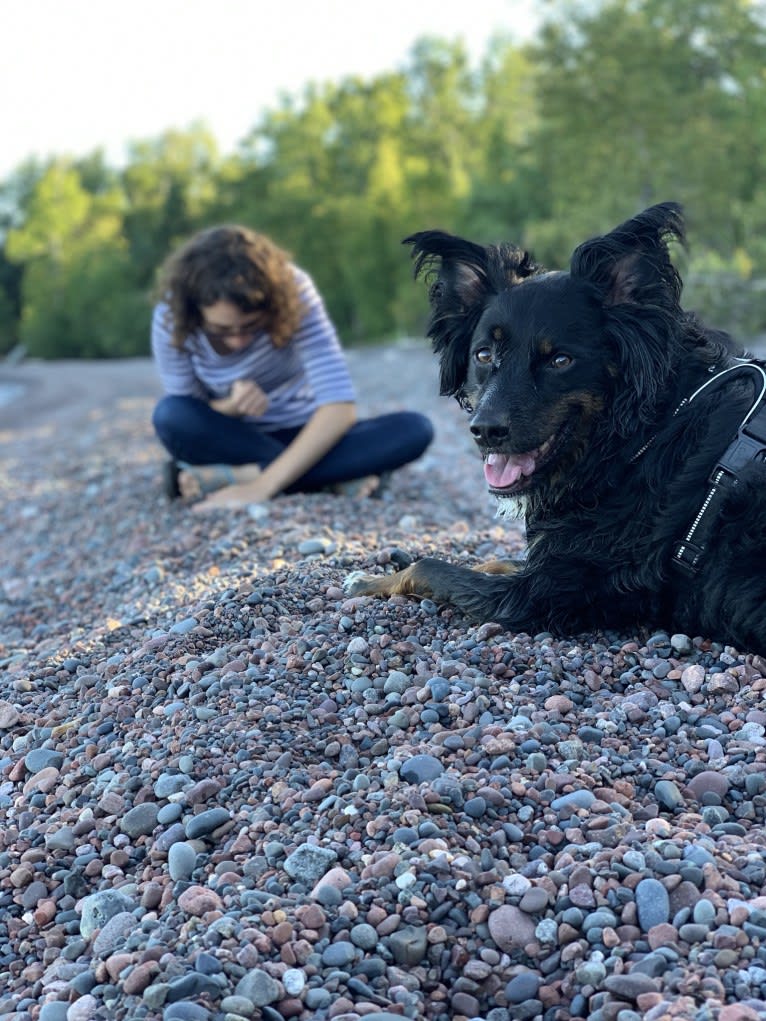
[329,474,390,498]
[191,474,274,512]
[177,463,262,500]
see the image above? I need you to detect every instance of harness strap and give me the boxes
[672,361,766,575]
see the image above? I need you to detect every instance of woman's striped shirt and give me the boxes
[151,266,356,430]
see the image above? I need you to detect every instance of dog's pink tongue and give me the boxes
[484,451,536,488]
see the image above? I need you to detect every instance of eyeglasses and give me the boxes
[201,317,264,344]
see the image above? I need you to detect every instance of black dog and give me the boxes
[346,203,766,652]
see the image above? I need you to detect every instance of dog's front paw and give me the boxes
[343,570,378,596]
[344,557,425,598]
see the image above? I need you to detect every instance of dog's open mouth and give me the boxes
[483,433,556,495]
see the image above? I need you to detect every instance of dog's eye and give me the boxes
[550,353,573,369]
[474,347,493,365]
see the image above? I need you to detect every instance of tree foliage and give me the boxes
[1,0,765,358]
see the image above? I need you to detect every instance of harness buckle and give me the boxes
[715,428,766,480]
[673,540,706,575]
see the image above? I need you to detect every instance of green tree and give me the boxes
[225,38,494,341]
[3,9,765,356]
[121,124,221,290]
[0,159,48,352]
[527,0,766,262]
[463,33,542,245]
[5,161,143,357]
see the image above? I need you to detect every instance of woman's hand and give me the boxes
[210,379,269,417]
[191,401,357,512]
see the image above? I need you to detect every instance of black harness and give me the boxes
[672,359,766,575]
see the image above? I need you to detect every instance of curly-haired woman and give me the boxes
[151,225,434,511]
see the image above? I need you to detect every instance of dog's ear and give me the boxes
[570,203,687,433]
[403,230,538,398]
[570,202,684,309]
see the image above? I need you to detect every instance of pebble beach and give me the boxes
[2,344,766,1021]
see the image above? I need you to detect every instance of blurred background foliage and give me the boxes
[2,0,766,358]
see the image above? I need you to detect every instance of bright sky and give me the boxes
[2,0,541,179]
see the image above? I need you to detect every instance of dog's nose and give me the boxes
[469,417,509,448]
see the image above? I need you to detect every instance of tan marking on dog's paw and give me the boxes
[343,570,376,595]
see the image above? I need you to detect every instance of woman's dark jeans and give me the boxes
[152,395,434,492]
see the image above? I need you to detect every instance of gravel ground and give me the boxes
[2,344,766,1021]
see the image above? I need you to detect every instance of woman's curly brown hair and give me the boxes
[154,225,304,349]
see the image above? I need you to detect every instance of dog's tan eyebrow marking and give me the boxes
[538,338,553,357]
[492,326,504,342]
